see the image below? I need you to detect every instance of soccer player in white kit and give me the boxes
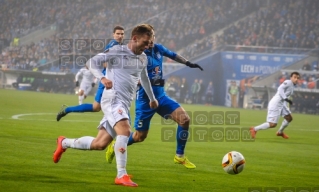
[53,24,158,187]
[250,72,300,139]
[75,67,96,104]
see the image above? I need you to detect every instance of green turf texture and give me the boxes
[0,89,318,192]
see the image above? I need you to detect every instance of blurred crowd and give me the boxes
[0,0,261,70]
[164,76,215,106]
[274,60,319,89]
[221,0,319,53]
[292,93,319,114]
[1,0,319,100]
[2,0,319,68]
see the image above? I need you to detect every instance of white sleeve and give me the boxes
[75,69,82,81]
[278,80,289,100]
[140,66,155,102]
[86,53,109,80]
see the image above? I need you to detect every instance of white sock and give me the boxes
[278,119,289,133]
[78,95,84,105]
[114,135,128,178]
[62,136,94,150]
[254,122,270,131]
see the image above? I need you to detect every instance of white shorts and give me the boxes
[97,118,117,139]
[80,82,92,96]
[266,105,291,123]
[98,89,130,137]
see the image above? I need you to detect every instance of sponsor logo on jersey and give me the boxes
[152,66,161,75]
[156,52,161,59]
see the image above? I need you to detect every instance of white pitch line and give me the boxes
[11,113,55,119]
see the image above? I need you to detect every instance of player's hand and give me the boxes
[91,83,95,87]
[186,61,203,71]
[149,100,158,109]
[75,81,79,87]
[284,98,293,105]
[101,77,113,89]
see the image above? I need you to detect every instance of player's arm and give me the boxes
[86,52,112,89]
[159,44,203,71]
[75,70,82,87]
[278,80,293,105]
[92,77,98,87]
[140,65,158,109]
[174,54,203,71]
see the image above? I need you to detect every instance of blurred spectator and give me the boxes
[166,77,178,99]
[197,79,205,104]
[302,61,311,71]
[307,77,315,89]
[191,79,200,104]
[205,81,214,105]
[228,80,239,108]
[179,78,188,103]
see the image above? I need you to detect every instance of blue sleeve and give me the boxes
[157,44,177,60]
[104,40,116,51]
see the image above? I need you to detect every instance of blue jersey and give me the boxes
[98,39,121,89]
[137,43,177,100]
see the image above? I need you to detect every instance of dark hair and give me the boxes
[145,24,154,30]
[290,71,300,77]
[113,26,124,33]
[131,24,153,38]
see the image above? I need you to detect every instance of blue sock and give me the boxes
[65,104,94,114]
[176,125,189,155]
[127,132,135,146]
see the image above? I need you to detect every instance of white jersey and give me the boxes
[86,45,155,108]
[75,68,95,84]
[268,80,295,110]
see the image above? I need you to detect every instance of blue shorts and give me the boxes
[134,95,180,131]
[94,87,104,103]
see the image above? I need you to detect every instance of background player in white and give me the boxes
[250,72,300,139]
[53,24,158,187]
[75,67,96,105]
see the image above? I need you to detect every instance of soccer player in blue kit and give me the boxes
[106,24,203,168]
[56,26,125,121]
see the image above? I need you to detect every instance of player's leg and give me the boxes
[82,84,92,101]
[78,89,85,105]
[129,98,155,144]
[53,127,113,163]
[56,86,103,121]
[78,83,89,105]
[107,99,154,156]
[158,96,195,168]
[101,91,137,187]
[276,108,292,139]
[112,119,137,187]
[250,108,279,138]
[105,99,154,164]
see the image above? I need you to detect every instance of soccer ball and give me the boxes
[222,151,245,175]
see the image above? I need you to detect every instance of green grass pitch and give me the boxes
[0,89,318,192]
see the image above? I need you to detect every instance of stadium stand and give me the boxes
[221,0,319,53]
[1,0,318,103]
[1,0,262,70]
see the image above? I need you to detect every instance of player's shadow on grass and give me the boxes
[0,174,91,184]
